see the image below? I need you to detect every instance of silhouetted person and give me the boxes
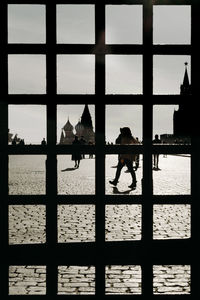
[80,136,86,159]
[135,137,140,170]
[88,141,94,158]
[109,127,138,189]
[72,136,82,168]
[12,139,16,145]
[152,134,161,169]
[19,139,25,146]
[41,138,46,146]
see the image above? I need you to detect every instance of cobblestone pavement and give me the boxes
[153,265,191,294]
[105,265,141,294]
[9,154,190,195]
[9,265,190,295]
[9,155,46,195]
[9,204,191,244]
[58,155,95,195]
[8,155,191,294]
[9,266,46,295]
[58,266,95,295]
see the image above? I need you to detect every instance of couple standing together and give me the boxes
[109,127,139,190]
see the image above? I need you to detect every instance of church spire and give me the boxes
[81,104,93,128]
[180,62,191,95]
[183,62,189,86]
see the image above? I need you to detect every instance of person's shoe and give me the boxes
[109,180,118,186]
[128,182,137,189]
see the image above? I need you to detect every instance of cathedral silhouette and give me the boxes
[59,104,95,145]
[161,62,191,144]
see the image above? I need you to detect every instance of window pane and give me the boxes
[8,105,46,145]
[105,205,142,241]
[57,55,95,94]
[153,55,191,95]
[106,55,143,94]
[58,205,95,243]
[8,5,46,44]
[57,5,95,44]
[58,266,95,295]
[106,5,142,44]
[105,265,142,294]
[9,266,46,295]
[9,205,46,245]
[153,205,191,240]
[153,105,191,145]
[57,105,95,145]
[9,155,46,195]
[153,6,191,45]
[153,265,191,294]
[153,154,190,195]
[57,155,95,195]
[8,55,46,94]
[106,155,142,195]
[106,105,142,145]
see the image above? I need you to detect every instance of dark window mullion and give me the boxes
[142,0,153,297]
[45,2,57,297]
[0,2,9,298]
[95,2,106,298]
[190,1,200,298]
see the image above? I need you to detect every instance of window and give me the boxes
[1,0,199,299]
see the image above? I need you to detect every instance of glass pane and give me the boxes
[153,105,191,145]
[105,265,142,294]
[58,266,95,295]
[106,55,143,94]
[8,105,46,145]
[9,205,46,244]
[106,155,142,195]
[105,205,142,241]
[106,105,142,145]
[8,55,46,94]
[153,154,190,195]
[8,5,46,44]
[106,5,142,44]
[57,105,95,145]
[153,205,191,240]
[9,266,46,295]
[57,5,95,44]
[9,155,46,195]
[57,155,95,195]
[57,55,95,94]
[153,265,191,295]
[58,205,95,243]
[153,6,191,45]
[153,55,191,95]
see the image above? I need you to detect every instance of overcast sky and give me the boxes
[8,4,191,143]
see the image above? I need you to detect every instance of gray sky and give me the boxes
[8,4,191,143]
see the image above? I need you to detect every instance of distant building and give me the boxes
[59,105,95,145]
[161,63,191,144]
[173,62,192,143]
[8,129,13,144]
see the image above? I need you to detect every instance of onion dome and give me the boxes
[63,119,73,132]
[75,120,84,134]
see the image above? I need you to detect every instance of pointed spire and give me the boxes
[180,62,191,96]
[81,104,93,128]
[183,62,189,87]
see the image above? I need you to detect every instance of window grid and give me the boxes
[0,0,199,299]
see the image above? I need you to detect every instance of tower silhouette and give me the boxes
[173,62,192,140]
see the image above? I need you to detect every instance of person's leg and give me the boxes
[126,160,136,188]
[109,159,124,185]
[77,160,80,168]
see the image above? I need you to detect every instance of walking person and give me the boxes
[109,127,138,189]
[72,136,82,168]
[152,134,161,170]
